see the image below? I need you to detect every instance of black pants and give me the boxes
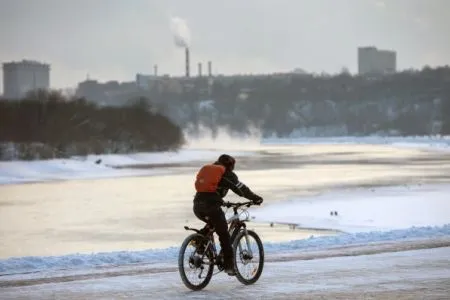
[193,199,233,268]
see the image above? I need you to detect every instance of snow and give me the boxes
[1,136,450,278]
[0,149,254,185]
[1,183,449,275]
[0,223,449,276]
[0,158,170,185]
[2,246,450,299]
[80,149,252,167]
[262,135,450,151]
[1,135,449,185]
[251,184,450,233]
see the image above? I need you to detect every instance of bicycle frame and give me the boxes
[226,204,254,258]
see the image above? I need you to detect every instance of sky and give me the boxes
[1,0,449,90]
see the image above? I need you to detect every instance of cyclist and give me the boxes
[192,154,263,276]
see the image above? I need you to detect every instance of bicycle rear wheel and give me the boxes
[232,229,264,285]
[178,233,214,291]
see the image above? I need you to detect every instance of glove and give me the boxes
[252,195,263,205]
[222,201,232,208]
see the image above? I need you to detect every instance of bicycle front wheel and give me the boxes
[178,233,214,291]
[232,229,264,285]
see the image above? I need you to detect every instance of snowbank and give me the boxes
[0,224,449,275]
[251,184,450,233]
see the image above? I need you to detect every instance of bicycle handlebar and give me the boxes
[222,201,256,208]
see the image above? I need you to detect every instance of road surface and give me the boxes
[1,238,450,299]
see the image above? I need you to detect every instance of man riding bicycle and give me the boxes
[192,154,263,276]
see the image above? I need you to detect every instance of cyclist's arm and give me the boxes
[220,171,260,201]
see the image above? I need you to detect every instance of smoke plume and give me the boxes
[183,124,263,151]
[170,17,191,48]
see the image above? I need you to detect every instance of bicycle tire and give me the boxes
[232,229,264,285]
[178,233,214,291]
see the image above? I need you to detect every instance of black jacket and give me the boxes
[194,162,260,206]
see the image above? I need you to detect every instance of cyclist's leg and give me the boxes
[193,204,213,235]
[191,204,212,255]
[207,205,234,274]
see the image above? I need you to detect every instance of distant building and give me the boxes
[358,47,396,75]
[292,68,308,74]
[136,73,158,90]
[75,78,140,106]
[2,60,50,99]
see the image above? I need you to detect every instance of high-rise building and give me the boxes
[2,60,50,99]
[358,47,396,75]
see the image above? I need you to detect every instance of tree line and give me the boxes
[140,66,450,137]
[0,90,185,160]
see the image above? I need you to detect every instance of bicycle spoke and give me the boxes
[235,234,261,280]
[182,242,211,286]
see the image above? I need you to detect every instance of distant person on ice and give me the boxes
[192,154,263,276]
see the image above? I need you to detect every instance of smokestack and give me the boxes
[154,64,158,76]
[198,62,202,77]
[208,61,212,77]
[185,47,190,78]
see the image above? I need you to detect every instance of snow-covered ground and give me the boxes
[0,149,254,185]
[81,149,254,167]
[1,135,450,185]
[1,245,449,299]
[0,158,168,185]
[1,183,449,275]
[0,223,449,276]
[251,184,450,233]
[262,135,450,151]
[0,136,450,298]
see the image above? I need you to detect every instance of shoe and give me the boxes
[224,266,236,276]
[223,260,236,276]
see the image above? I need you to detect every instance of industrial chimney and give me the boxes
[185,47,190,78]
[154,64,158,76]
[198,62,202,77]
[208,61,212,77]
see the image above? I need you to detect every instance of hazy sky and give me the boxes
[1,0,449,90]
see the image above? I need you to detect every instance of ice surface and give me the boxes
[1,136,449,276]
[251,184,450,233]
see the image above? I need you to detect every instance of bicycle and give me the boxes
[178,201,265,291]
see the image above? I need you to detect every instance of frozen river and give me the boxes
[1,143,450,259]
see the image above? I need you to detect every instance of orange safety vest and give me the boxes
[195,164,226,192]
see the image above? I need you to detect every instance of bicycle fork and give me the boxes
[240,228,254,258]
[231,226,253,260]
